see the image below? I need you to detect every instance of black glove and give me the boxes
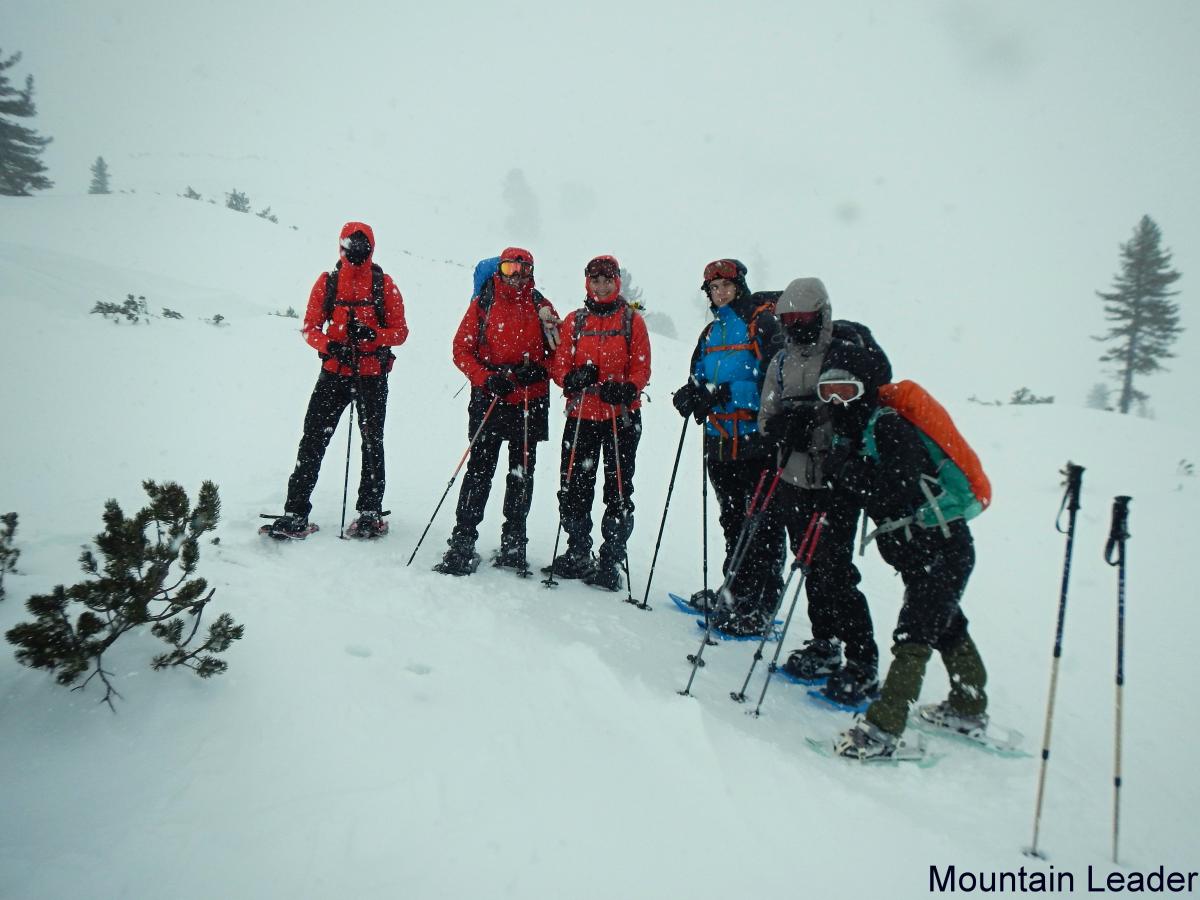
[764,404,819,448]
[486,373,517,398]
[598,381,639,406]
[512,360,548,387]
[347,320,377,343]
[707,383,732,407]
[832,455,874,499]
[563,363,600,393]
[325,340,355,367]
[672,382,702,419]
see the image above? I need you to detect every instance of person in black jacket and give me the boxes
[671,259,786,634]
[811,348,989,761]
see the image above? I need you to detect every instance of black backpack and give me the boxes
[322,261,388,325]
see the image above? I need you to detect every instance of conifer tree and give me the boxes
[225,189,250,212]
[1095,215,1184,414]
[5,481,243,709]
[0,49,53,196]
[88,156,111,194]
[0,512,18,603]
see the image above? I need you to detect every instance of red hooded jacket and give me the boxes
[302,222,409,377]
[453,265,558,404]
[551,298,652,421]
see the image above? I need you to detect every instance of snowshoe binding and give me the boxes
[810,660,880,713]
[435,544,481,576]
[260,513,318,541]
[345,510,388,540]
[541,548,596,580]
[583,561,622,592]
[913,701,1026,756]
[780,638,843,684]
[492,544,531,577]
[820,718,931,764]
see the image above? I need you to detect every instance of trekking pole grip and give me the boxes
[1105,496,1131,565]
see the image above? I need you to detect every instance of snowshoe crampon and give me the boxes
[259,514,318,541]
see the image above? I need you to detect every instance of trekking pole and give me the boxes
[732,510,821,703]
[543,390,590,588]
[679,465,784,697]
[749,512,825,716]
[338,341,361,539]
[516,359,533,578]
[701,430,711,608]
[1025,461,1085,860]
[405,395,500,566]
[1105,495,1131,865]
[637,414,690,611]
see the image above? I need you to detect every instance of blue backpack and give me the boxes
[472,257,501,298]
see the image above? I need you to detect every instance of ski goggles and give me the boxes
[817,378,865,405]
[499,259,533,277]
[779,310,821,328]
[703,259,743,282]
[585,258,620,279]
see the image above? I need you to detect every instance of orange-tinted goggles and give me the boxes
[817,379,865,405]
[499,260,533,277]
[703,259,742,282]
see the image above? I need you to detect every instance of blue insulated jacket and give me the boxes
[691,299,779,445]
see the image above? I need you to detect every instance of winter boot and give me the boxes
[916,700,989,736]
[822,659,880,710]
[834,717,900,761]
[435,535,480,577]
[493,530,529,573]
[711,597,769,638]
[782,638,843,683]
[584,560,622,592]
[545,547,596,580]
[346,510,388,539]
[266,513,313,540]
[688,589,720,612]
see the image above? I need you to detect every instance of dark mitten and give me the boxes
[325,340,355,367]
[563,363,600,393]
[347,320,377,343]
[598,381,639,406]
[765,403,819,448]
[513,360,548,387]
[833,455,874,499]
[486,373,517,398]
[708,383,732,406]
[672,382,701,418]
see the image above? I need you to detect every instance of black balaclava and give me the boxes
[342,230,372,266]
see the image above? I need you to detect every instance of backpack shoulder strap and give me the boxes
[323,265,340,323]
[371,264,386,326]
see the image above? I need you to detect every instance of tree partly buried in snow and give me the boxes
[225,188,250,212]
[88,156,111,194]
[0,512,18,603]
[0,49,53,196]
[5,481,243,709]
[1095,215,1184,414]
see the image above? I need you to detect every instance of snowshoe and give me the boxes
[781,638,843,684]
[688,588,721,612]
[492,545,531,576]
[814,718,932,765]
[434,546,481,576]
[710,602,769,639]
[912,701,1027,756]
[541,548,596,580]
[583,562,622,592]
[260,513,318,541]
[345,511,388,540]
[811,661,880,713]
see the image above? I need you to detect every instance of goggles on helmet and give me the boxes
[703,259,743,283]
[817,379,865,405]
[499,259,533,277]
[585,257,620,279]
[780,310,821,329]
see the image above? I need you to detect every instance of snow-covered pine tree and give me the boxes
[0,512,18,603]
[0,49,53,196]
[88,156,111,194]
[225,189,250,212]
[182,185,202,200]
[1095,215,1184,414]
[4,481,243,709]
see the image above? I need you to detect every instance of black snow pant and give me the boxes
[706,454,786,613]
[285,369,388,518]
[876,521,976,652]
[450,387,549,550]
[558,410,641,567]
[770,483,878,669]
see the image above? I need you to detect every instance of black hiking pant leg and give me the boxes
[451,429,504,546]
[598,412,641,565]
[708,456,786,609]
[881,522,976,651]
[776,484,878,669]
[559,418,605,553]
[500,440,538,543]
[285,371,354,518]
[353,375,389,513]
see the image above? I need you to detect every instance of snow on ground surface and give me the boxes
[1,196,1197,899]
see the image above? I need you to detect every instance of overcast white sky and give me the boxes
[5,0,1199,413]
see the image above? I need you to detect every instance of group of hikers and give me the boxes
[263,221,992,762]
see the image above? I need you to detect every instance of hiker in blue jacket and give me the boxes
[671,259,786,635]
[813,345,989,762]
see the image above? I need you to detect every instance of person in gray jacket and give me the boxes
[756,277,891,708]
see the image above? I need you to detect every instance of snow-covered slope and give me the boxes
[1,196,1197,899]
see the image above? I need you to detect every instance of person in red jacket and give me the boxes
[437,247,561,576]
[545,255,652,591]
[266,222,409,540]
